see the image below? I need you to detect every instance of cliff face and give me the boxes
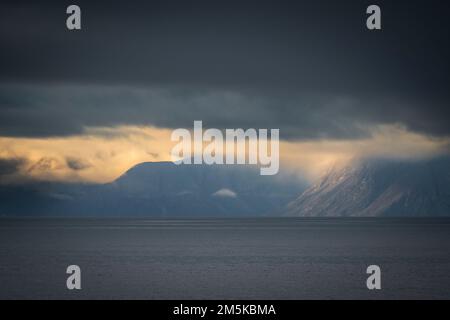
[286,157,450,217]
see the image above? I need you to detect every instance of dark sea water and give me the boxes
[0,218,449,300]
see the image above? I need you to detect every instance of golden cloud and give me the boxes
[0,126,174,183]
[0,123,448,184]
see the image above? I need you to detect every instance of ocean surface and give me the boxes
[0,218,449,300]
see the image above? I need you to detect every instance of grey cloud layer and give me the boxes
[0,0,449,139]
[0,84,448,140]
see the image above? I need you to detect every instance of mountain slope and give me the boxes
[0,162,307,217]
[286,157,450,217]
[96,162,307,216]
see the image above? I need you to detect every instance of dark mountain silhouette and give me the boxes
[286,157,450,217]
[3,157,450,217]
[0,162,307,217]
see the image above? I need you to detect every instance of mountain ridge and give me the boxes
[0,161,307,217]
[285,157,450,217]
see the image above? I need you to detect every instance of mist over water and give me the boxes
[1,218,449,299]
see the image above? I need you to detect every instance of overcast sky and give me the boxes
[1,0,449,139]
[0,0,449,182]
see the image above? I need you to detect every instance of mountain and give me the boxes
[0,162,307,217]
[286,157,450,217]
[92,162,307,216]
[5,158,449,218]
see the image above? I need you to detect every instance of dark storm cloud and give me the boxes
[0,158,25,177]
[0,0,449,139]
[66,157,91,171]
[0,84,448,140]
